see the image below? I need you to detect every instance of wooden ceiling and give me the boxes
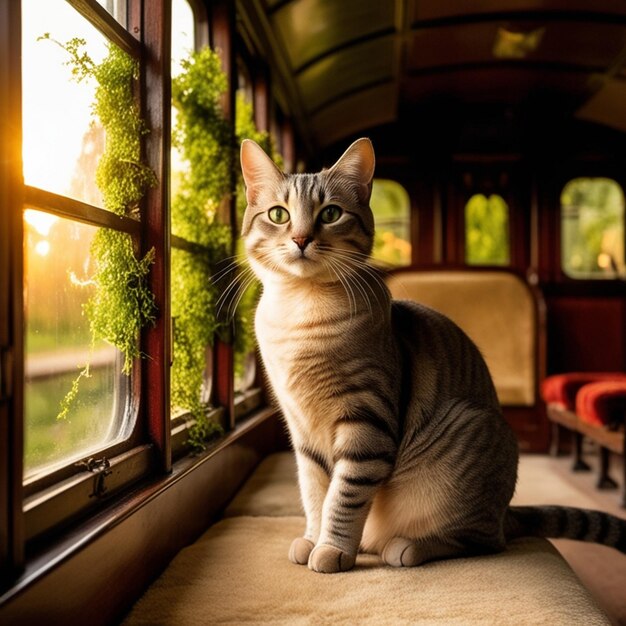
[238,0,626,154]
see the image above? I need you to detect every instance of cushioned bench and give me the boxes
[541,373,626,503]
[386,269,540,407]
[577,381,626,429]
[122,453,611,625]
[542,373,626,414]
[385,269,546,451]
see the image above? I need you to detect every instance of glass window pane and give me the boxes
[371,179,411,267]
[465,193,510,266]
[561,178,625,279]
[24,210,131,479]
[172,0,195,78]
[171,0,196,210]
[95,0,127,26]
[22,0,108,207]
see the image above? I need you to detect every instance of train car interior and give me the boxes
[1,0,626,624]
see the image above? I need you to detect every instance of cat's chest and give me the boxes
[255,292,366,397]
[255,303,344,373]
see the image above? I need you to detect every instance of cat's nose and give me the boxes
[292,236,312,251]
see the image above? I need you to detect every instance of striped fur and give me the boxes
[240,138,626,573]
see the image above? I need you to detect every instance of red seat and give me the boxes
[576,381,626,429]
[542,372,626,502]
[541,372,626,411]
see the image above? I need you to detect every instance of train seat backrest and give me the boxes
[386,270,537,407]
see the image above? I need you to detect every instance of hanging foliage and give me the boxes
[171,46,233,448]
[41,35,158,420]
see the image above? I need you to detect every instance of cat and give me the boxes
[239,137,626,573]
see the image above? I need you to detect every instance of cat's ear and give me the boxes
[327,138,375,203]
[240,139,284,204]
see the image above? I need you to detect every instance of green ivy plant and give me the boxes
[171,47,233,448]
[41,35,158,420]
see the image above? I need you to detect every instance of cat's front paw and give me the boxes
[308,544,355,573]
[289,537,315,565]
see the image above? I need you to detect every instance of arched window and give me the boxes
[370,179,411,267]
[465,193,510,266]
[22,0,130,479]
[561,178,625,279]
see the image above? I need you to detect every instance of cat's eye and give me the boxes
[268,206,290,224]
[320,205,343,224]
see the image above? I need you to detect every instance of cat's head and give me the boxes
[240,138,375,283]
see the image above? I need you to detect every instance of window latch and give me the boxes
[77,456,112,498]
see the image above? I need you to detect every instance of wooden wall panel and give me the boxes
[547,297,626,373]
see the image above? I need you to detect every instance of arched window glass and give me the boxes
[170,0,215,421]
[465,193,510,266]
[370,179,411,267]
[170,0,195,204]
[561,178,625,279]
[22,0,129,479]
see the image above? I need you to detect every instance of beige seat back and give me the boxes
[386,270,537,406]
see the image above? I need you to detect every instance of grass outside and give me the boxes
[24,367,119,477]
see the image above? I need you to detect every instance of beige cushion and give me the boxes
[223,452,302,518]
[386,271,536,406]
[124,454,612,624]
[123,515,609,625]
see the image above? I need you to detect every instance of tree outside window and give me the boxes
[465,193,510,266]
[561,178,625,279]
[370,179,411,267]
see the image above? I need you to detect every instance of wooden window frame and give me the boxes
[448,160,530,272]
[0,0,25,582]
[169,0,225,456]
[558,175,626,284]
[537,162,626,294]
[9,0,173,543]
[0,1,281,614]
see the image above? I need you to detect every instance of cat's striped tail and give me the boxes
[505,506,626,552]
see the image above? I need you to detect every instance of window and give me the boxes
[95,0,127,25]
[465,193,510,266]
[24,211,126,479]
[370,179,411,267]
[21,1,137,484]
[170,0,214,429]
[1,0,267,581]
[561,178,625,279]
[169,0,237,444]
[12,0,170,544]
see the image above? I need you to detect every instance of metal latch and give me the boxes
[77,456,112,498]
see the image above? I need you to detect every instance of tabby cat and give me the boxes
[240,137,626,573]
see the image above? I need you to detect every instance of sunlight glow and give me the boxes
[24,209,58,236]
[21,0,107,203]
[34,240,50,257]
[597,253,612,270]
[171,0,195,174]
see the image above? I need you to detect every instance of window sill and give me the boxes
[0,406,283,624]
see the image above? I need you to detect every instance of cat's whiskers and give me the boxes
[210,254,248,285]
[321,257,357,321]
[331,257,373,318]
[324,255,372,320]
[228,270,261,321]
[328,248,389,287]
[214,250,270,321]
[320,248,385,317]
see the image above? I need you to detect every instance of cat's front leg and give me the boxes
[309,412,396,573]
[289,445,332,565]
